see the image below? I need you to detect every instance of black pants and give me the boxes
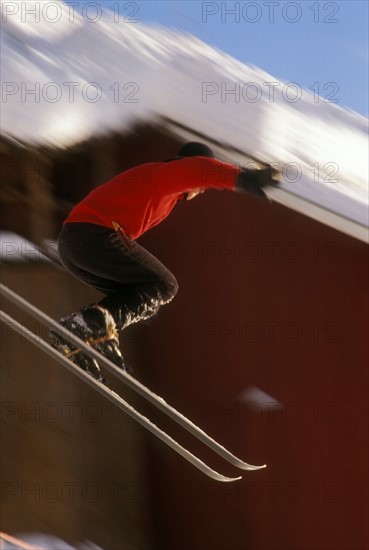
[57,223,178,330]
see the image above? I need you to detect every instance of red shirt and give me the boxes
[65,156,240,239]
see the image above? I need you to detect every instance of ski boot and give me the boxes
[48,305,126,382]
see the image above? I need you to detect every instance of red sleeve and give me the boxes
[154,157,241,196]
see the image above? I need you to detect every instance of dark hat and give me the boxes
[177,142,214,159]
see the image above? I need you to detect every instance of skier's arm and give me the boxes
[157,157,241,195]
[157,157,278,199]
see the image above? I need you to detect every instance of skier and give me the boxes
[50,142,278,380]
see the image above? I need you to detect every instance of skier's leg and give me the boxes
[57,222,178,329]
[97,240,179,331]
[53,222,178,372]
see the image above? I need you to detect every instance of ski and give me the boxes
[0,283,266,477]
[0,310,241,482]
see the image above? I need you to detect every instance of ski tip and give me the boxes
[220,475,243,483]
[252,463,267,470]
[238,462,267,471]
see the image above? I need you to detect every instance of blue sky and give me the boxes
[74,1,368,116]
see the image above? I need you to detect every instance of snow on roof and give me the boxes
[0,232,51,263]
[1,1,368,239]
[163,118,369,242]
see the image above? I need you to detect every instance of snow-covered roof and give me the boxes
[162,118,368,242]
[0,232,51,263]
[1,1,368,241]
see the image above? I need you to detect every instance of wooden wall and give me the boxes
[137,187,368,550]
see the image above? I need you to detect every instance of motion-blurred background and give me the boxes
[1,2,368,549]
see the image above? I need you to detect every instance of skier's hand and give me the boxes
[236,165,280,201]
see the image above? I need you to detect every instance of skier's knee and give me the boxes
[159,276,178,303]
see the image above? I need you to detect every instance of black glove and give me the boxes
[236,165,279,200]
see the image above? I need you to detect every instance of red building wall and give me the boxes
[135,188,368,550]
[2,128,366,549]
